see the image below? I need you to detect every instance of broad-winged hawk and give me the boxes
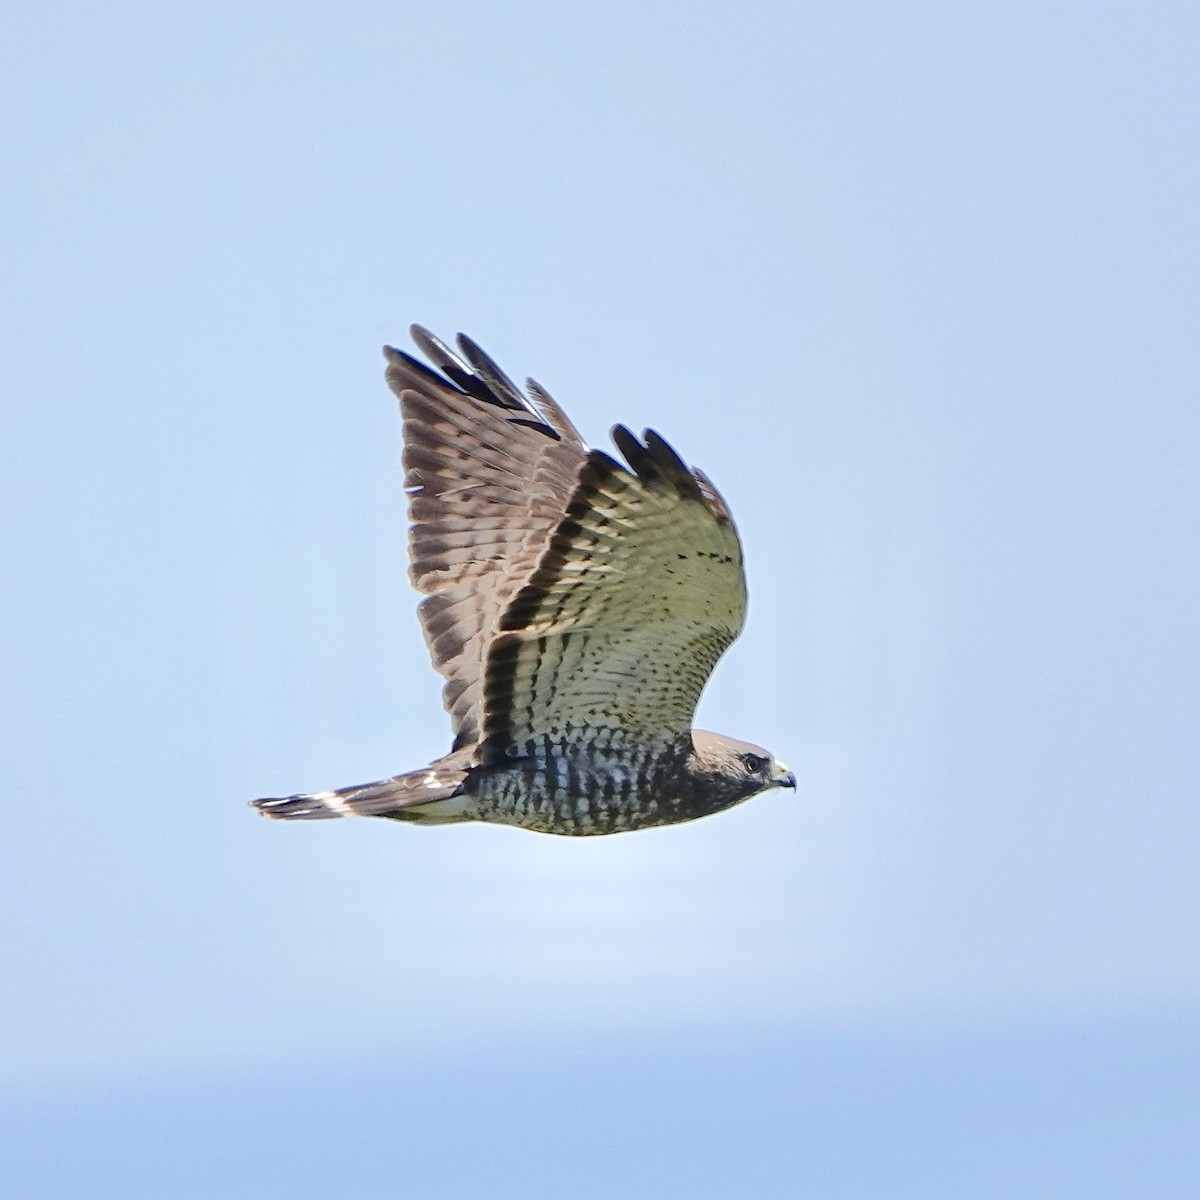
[253,328,795,835]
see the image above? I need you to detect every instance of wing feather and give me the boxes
[386,331,588,746]
[478,428,747,764]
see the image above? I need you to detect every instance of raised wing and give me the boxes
[478,427,747,764]
[387,327,588,747]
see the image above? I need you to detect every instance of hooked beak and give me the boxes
[773,762,798,791]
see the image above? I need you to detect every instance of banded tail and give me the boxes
[251,753,472,824]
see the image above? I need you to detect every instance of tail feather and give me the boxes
[252,755,471,823]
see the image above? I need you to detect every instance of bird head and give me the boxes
[689,730,797,803]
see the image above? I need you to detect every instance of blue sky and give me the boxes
[2,1,1197,1195]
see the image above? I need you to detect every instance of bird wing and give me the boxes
[478,427,747,765]
[387,327,589,747]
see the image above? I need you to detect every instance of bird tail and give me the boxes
[251,754,471,824]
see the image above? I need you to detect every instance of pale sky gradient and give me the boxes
[2,2,1197,1195]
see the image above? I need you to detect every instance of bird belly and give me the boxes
[464,750,684,837]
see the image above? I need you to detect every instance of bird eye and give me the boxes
[741,753,765,773]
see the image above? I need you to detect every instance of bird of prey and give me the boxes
[253,327,795,835]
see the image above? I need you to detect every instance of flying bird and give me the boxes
[253,327,795,835]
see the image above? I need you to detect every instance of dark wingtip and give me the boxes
[385,344,452,394]
[409,325,467,375]
[454,332,528,410]
[643,429,704,500]
[395,323,591,450]
[611,424,655,479]
[409,322,441,349]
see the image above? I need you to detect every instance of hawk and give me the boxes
[253,327,795,835]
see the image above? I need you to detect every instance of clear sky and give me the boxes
[2,1,1197,1196]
